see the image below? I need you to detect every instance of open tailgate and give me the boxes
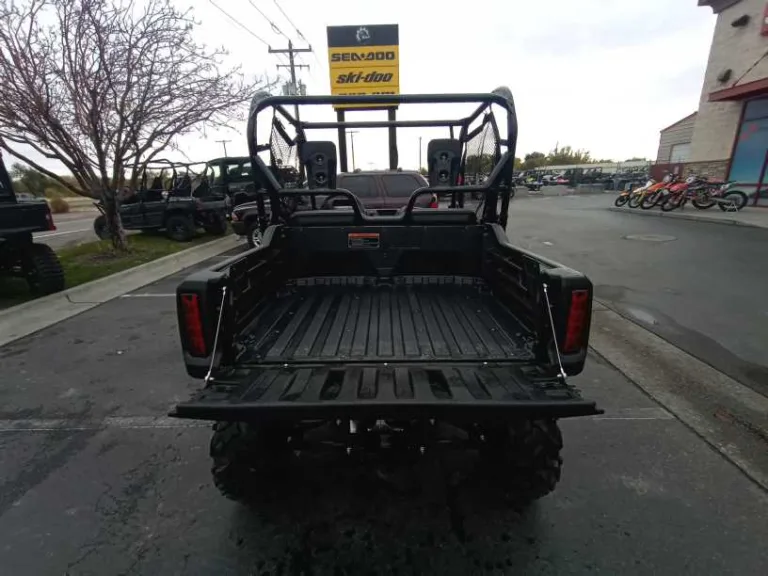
[170,363,601,422]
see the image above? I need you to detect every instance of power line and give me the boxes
[271,0,323,69]
[272,0,308,42]
[209,0,289,69]
[208,0,269,47]
[247,0,287,39]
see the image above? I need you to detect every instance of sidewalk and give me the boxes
[607,205,768,229]
[0,235,242,348]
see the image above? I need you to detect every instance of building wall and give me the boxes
[690,0,768,163]
[656,115,696,162]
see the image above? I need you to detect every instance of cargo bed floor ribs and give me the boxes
[239,283,535,364]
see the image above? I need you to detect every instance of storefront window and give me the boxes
[728,98,768,193]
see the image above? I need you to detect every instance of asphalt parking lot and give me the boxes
[506,193,768,395]
[36,209,100,250]
[1,248,767,575]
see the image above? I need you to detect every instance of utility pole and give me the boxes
[348,131,359,171]
[269,40,312,120]
[216,139,230,156]
[419,137,422,172]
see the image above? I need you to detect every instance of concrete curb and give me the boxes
[607,206,768,229]
[0,235,242,348]
[589,300,768,491]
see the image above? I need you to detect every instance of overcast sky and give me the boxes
[12,0,716,173]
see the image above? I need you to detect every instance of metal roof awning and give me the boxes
[709,78,768,102]
[660,112,697,133]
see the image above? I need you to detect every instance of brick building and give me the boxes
[656,0,768,198]
[657,113,697,164]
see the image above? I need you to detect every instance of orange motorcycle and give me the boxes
[640,174,677,209]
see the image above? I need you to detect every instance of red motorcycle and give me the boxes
[659,177,694,212]
[661,175,749,212]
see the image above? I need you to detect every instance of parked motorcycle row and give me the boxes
[613,174,749,212]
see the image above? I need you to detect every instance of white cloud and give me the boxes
[8,0,716,174]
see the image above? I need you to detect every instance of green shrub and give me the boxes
[44,187,67,199]
[49,197,70,214]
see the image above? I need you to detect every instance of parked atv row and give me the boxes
[614,174,749,212]
[91,156,299,243]
[93,161,229,242]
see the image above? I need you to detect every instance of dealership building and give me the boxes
[656,0,768,201]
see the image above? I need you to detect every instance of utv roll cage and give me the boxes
[126,159,220,200]
[246,88,518,230]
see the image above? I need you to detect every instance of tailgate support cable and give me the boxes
[204,286,228,385]
[542,283,567,382]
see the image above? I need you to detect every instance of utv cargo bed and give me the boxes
[239,279,536,364]
[172,277,599,422]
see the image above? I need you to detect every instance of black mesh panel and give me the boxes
[269,117,298,171]
[461,113,500,185]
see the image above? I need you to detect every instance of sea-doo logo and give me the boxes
[335,71,394,84]
[356,26,370,43]
[330,51,396,62]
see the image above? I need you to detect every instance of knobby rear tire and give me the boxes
[661,194,683,212]
[165,213,195,242]
[24,243,65,295]
[480,419,563,505]
[641,191,661,209]
[210,421,291,503]
[718,190,748,211]
[692,193,716,209]
[93,215,109,240]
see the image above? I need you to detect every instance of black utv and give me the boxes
[0,153,65,295]
[171,89,601,507]
[93,162,229,242]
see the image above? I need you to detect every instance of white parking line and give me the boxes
[35,228,91,238]
[120,293,176,298]
[592,407,674,421]
[0,408,674,433]
[0,416,209,432]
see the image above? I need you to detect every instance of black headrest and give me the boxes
[409,209,477,225]
[288,210,356,227]
[149,176,163,191]
[175,174,191,193]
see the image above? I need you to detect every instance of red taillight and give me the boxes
[45,211,56,231]
[180,293,207,357]
[563,289,589,353]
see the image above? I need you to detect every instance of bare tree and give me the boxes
[0,0,269,249]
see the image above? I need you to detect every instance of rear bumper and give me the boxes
[170,363,602,422]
